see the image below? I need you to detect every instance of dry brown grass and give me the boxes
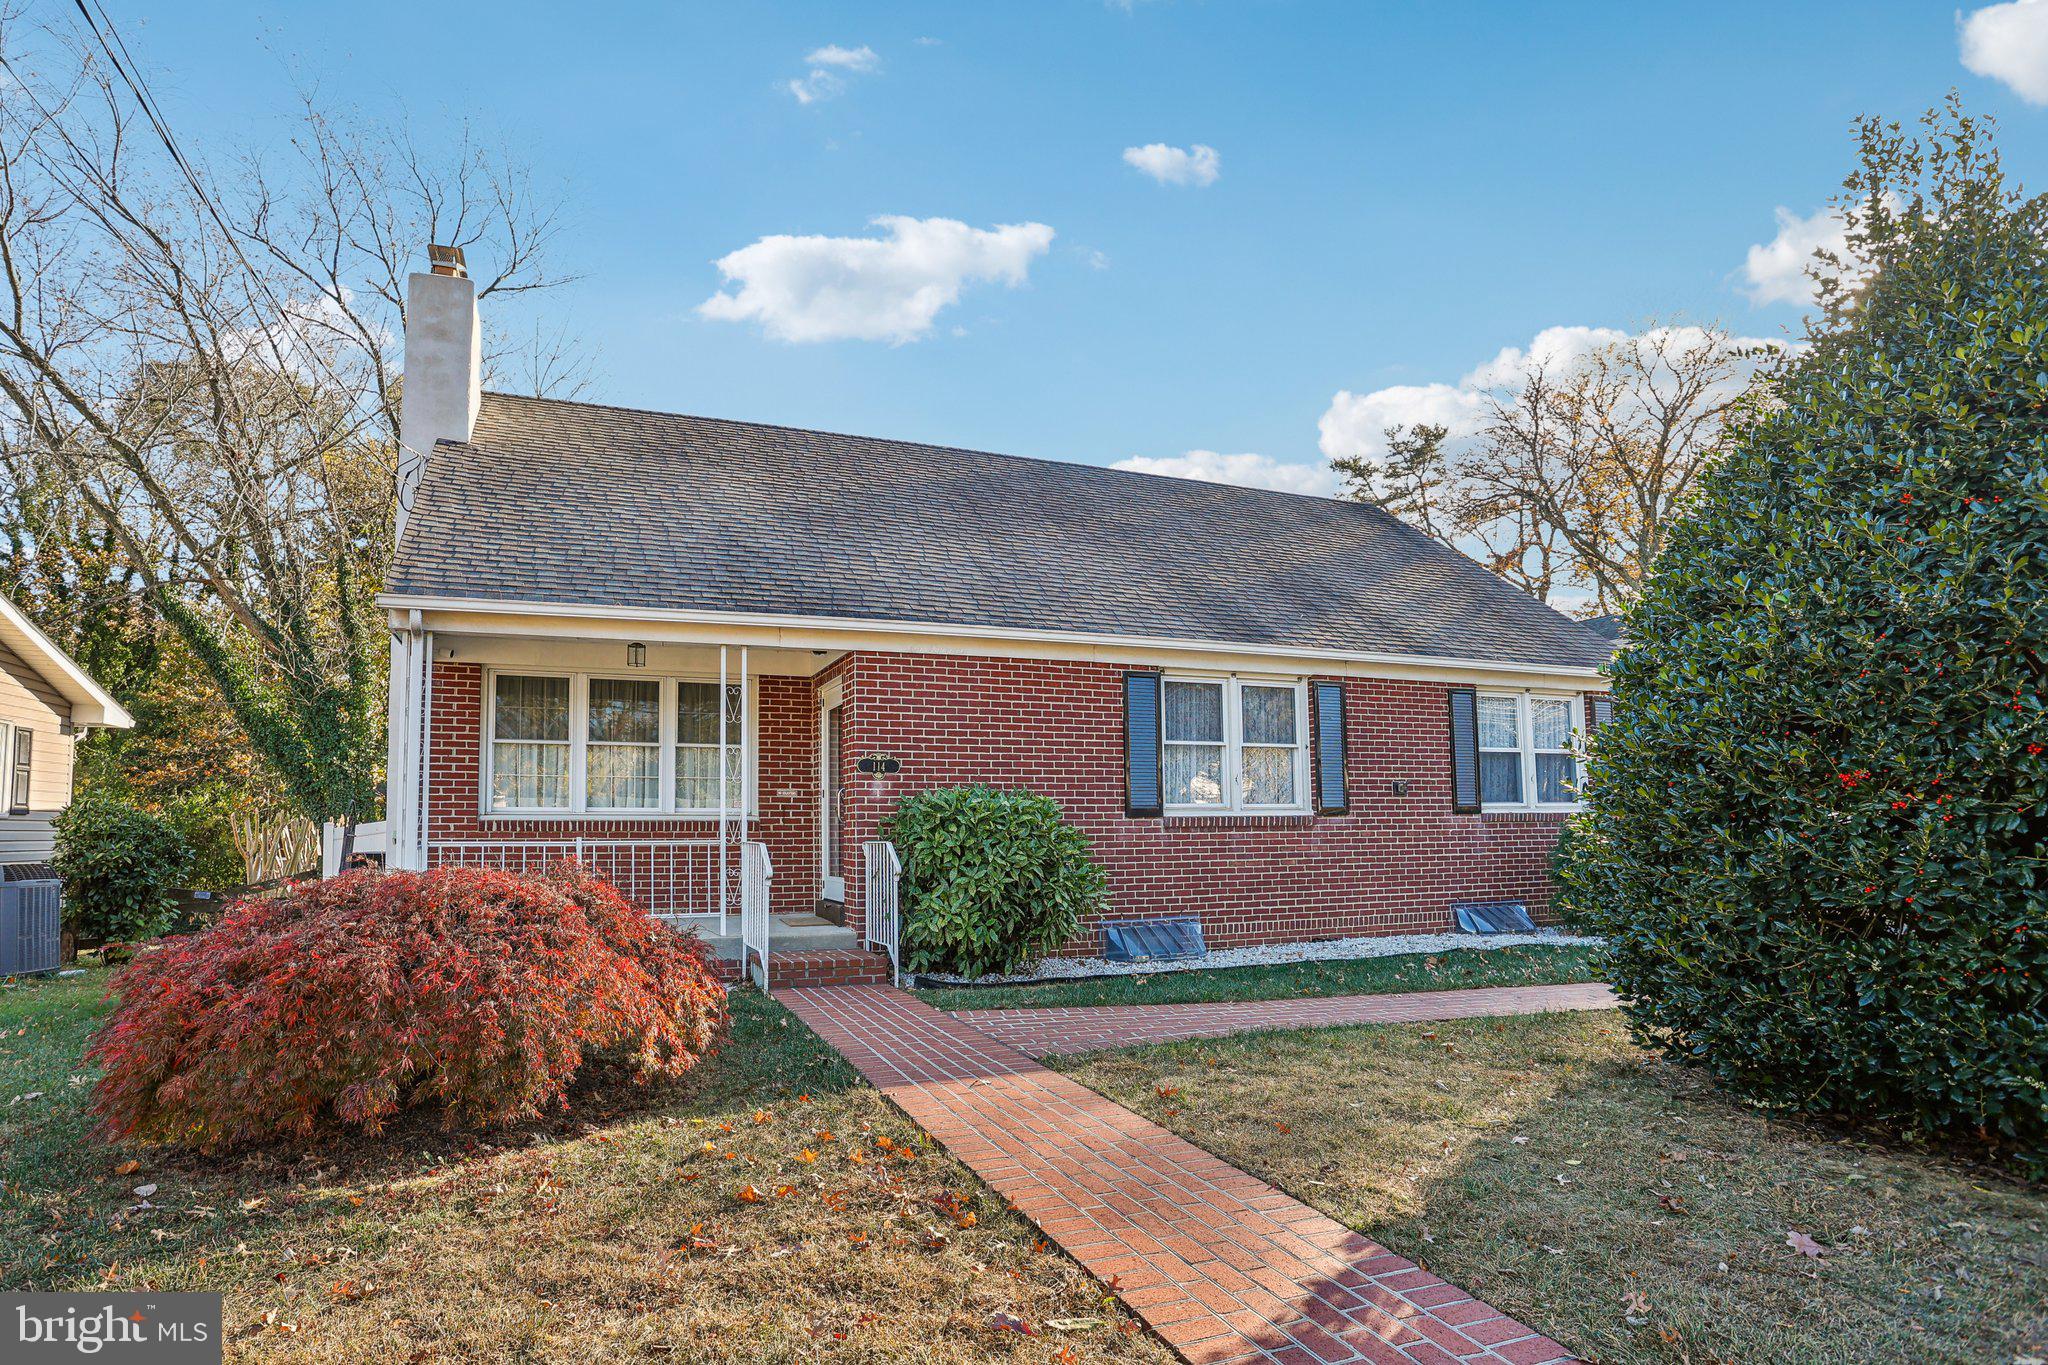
[1059,1011,2048,1365]
[2,975,1169,1364]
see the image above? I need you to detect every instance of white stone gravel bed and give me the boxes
[915,928,1604,989]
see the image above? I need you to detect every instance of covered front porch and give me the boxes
[382,620,897,988]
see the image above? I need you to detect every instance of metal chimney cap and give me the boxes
[426,243,468,278]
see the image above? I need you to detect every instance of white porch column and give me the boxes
[383,610,427,871]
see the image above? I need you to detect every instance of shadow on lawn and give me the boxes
[1059,1012,2048,1365]
[0,980,850,1292]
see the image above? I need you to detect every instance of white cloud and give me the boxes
[1113,450,1338,498]
[787,44,879,103]
[1960,0,2048,103]
[1459,325,1630,389]
[1317,383,1487,461]
[699,215,1056,344]
[1741,205,1851,307]
[806,44,879,71]
[1122,142,1220,187]
[1318,324,1780,461]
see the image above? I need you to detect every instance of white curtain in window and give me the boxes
[1239,684,1298,805]
[491,675,570,809]
[1477,694,1523,805]
[588,678,661,809]
[1531,697,1578,804]
[1164,680,1225,805]
[675,682,743,810]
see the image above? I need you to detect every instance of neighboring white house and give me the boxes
[0,593,134,872]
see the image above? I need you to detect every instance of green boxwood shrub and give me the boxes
[887,785,1107,978]
[53,794,195,944]
[1556,105,2047,1165]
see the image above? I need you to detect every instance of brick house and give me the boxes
[379,252,1611,981]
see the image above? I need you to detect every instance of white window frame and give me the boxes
[1161,674,1311,815]
[1475,690,1587,812]
[481,668,757,819]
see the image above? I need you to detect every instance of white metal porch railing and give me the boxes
[739,840,773,991]
[861,839,903,988]
[428,838,734,926]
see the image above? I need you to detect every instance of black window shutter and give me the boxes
[1589,695,1613,730]
[1123,672,1163,817]
[1447,688,1481,814]
[9,730,31,815]
[1312,681,1348,814]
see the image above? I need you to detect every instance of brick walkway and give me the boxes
[778,984,1576,1364]
[950,981,1618,1057]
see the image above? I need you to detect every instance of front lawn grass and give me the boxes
[0,968,1168,1364]
[918,941,1601,1011]
[1058,1012,2046,1365]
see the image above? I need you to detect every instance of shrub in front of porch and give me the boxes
[86,864,729,1151]
[889,785,1106,978]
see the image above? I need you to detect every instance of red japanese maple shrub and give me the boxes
[87,865,729,1150]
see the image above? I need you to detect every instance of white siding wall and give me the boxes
[0,638,74,864]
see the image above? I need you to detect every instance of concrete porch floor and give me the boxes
[695,912,862,962]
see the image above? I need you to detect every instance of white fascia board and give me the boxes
[0,594,135,728]
[377,593,1607,689]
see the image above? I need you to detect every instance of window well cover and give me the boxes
[1452,900,1536,934]
[1103,916,1207,963]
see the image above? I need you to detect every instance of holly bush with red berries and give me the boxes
[1557,103,2047,1164]
[87,864,730,1150]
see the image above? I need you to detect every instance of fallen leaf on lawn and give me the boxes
[1657,1195,1688,1215]
[1623,1290,1650,1315]
[1274,1122,1291,1135]
[797,1149,818,1164]
[1045,1318,1104,1332]
[1786,1231,1827,1259]
[1511,1136,1529,1145]
[733,1185,762,1204]
[987,1312,1034,1334]
[113,1160,141,1177]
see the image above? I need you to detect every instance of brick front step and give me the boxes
[712,949,894,989]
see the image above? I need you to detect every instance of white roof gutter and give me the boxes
[376,592,1607,684]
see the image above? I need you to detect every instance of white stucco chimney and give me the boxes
[396,245,481,541]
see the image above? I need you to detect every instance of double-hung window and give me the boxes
[1476,692,1583,809]
[674,681,744,811]
[1162,676,1309,813]
[486,671,750,816]
[490,674,571,810]
[586,678,661,810]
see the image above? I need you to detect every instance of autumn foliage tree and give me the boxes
[1557,101,2048,1163]
[88,866,729,1150]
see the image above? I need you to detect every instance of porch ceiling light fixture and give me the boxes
[627,641,647,668]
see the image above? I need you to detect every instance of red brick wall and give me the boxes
[834,651,1572,952]
[422,653,1579,952]
[424,662,817,917]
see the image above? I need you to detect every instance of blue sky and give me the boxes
[125,0,2048,491]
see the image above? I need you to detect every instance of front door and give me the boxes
[819,681,846,903]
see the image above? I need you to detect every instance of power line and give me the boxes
[70,0,370,425]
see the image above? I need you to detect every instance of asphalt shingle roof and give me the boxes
[387,393,1612,671]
